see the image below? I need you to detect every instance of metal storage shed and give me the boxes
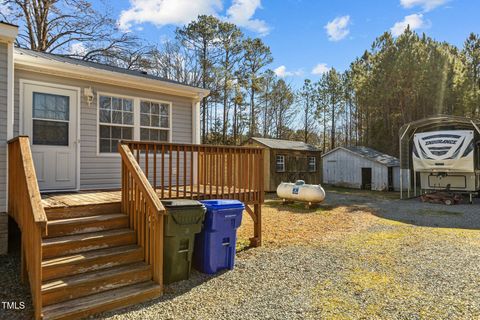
[322,146,407,191]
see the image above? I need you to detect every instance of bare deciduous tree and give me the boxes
[1,0,144,69]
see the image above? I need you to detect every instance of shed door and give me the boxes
[23,83,78,191]
[361,168,372,190]
[326,160,336,184]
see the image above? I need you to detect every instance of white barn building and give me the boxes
[322,146,408,191]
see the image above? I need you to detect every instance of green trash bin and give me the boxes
[162,199,206,284]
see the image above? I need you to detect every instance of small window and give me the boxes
[308,156,316,172]
[276,155,285,172]
[140,100,170,142]
[32,92,70,146]
[99,95,134,153]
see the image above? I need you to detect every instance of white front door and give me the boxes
[22,83,78,191]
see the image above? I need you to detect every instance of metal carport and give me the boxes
[398,115,480,199]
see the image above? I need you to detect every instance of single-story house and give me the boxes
[322,146,408,191]
[1,22,269,319]
[246,137,322,192]
[0,22,209,255]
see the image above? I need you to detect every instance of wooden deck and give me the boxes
[11,138,264,319]
[42,185,258,209]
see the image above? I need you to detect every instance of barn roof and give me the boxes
[250,137,320,151]
[322,146,400,167]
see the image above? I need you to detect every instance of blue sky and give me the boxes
[103,0,479,88]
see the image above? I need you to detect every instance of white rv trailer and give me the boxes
[412,130,480,193]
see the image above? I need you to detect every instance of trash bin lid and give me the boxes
[200,199,245,210]
[162,199,204,208]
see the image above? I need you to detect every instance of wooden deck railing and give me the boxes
[118,144,166,287]
[122,141,264,204]
[121,141,264,246]
[8,136,47,320]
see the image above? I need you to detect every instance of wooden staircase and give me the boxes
[39,203,161,320]
[8,137,166,320]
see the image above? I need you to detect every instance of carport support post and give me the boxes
[414,171,417,197]
[400,169,403,199]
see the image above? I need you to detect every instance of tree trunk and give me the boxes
[222,51,230,144]
[330,96,336,150]
[250,86,255,137]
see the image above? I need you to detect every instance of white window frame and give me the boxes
[276,154,285,172]
[308,156,316,172]
[139,98,172,143]
[98,94,135,154]
[96,92,172,156]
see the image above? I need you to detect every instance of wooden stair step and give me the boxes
[41,281,162,320]
[42,245,144,281]
[42,262,152,306]
[45,202,122,220]
[42,228,136,259]
[45,213,128,238]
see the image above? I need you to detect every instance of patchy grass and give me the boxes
[236,197,480,319]
[311,216,480,319]
[237,200,376,247]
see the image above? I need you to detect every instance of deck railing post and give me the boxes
[8,136,48,320]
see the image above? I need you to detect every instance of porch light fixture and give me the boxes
[84,87,94,106]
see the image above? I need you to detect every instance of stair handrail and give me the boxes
[8,136,47,320]
[118,143,165,288]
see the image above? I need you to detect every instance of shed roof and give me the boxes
[322,146,400,167]
[250,137,320,151]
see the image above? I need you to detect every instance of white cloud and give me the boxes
[68,42,87,56]
[311,63,331,75]
[390,13,426,36]
[118,0,269,35]
[273,65,303,78]
[226,0,269,36]
[324,15,351,41]
[400,0,448,11]
[118,0,222,31]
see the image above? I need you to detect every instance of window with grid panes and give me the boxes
[140,100,169,142]
[98,95,133,153]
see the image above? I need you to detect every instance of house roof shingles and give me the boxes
[250,137,320,151]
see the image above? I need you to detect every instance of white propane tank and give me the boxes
[276,180,326,204]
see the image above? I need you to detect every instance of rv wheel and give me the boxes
[444,199,453,206]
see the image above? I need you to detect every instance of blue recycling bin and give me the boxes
[193,200,244,274]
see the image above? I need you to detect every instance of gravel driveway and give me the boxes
[2,189,480,319]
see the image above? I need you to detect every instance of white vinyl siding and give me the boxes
[0,43,8,211]
[14,69,194,190]
[0,43,8,254]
